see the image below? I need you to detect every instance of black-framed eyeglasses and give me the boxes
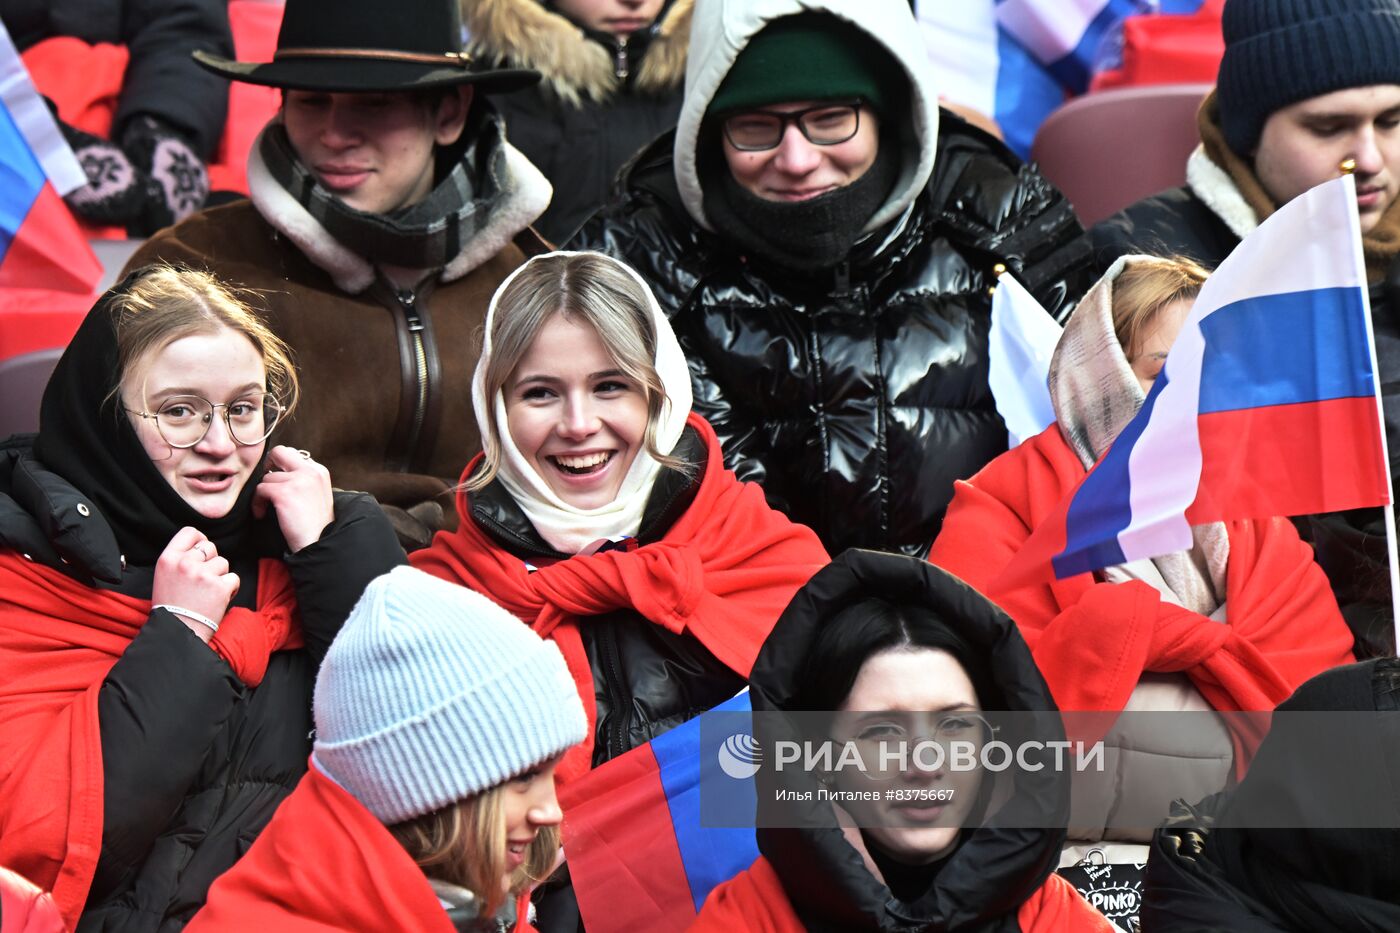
[125,393,285,449]
[722,101,863,152]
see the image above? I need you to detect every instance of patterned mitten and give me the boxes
[60,119,157,228]
[120,115,210,231]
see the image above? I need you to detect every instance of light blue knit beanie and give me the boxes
[312,566,588,824]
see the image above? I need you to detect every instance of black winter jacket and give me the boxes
[574,116,1093,557]
[467,0,688,244]
[1094,182,1400,657]
[464,426,744,763]
[0,0,232,155]
[0,439,405,932]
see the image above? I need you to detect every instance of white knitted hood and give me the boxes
[675,0,939,233]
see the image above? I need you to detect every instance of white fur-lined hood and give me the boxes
[1185,145,1259,241]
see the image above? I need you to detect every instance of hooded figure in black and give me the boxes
[693,550,1110,931]
[1141,658,1400,932]
[0,265,404,931]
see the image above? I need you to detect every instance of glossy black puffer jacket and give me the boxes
[574,115,1093,556]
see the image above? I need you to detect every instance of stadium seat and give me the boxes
[0,347,63,438]
[1030,83,1211,227]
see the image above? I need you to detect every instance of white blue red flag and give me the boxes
[0,20,100,294]
[989,270,1061,446]
[996,174,1391,588]
[558,691,758,933]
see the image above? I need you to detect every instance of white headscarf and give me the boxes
[471,251,694,555]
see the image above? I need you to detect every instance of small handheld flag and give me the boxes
[996,174,1392,590]
[990,270,1062,446]
[0,20,101,295]
[559,692,758,932]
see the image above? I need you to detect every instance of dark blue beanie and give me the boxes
[1218,0,1400,156]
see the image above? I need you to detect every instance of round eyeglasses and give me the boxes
[722,102,863,152]
[126,393,285,449]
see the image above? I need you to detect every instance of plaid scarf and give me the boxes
[258,107,510,269]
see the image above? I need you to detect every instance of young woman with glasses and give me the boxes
[0,265,404,930]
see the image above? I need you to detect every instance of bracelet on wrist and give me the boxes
[153,603,220,633]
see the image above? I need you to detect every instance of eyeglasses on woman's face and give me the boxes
[125,393,285,449]
[721,101,864,152]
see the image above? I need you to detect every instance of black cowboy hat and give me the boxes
[192,0,539,94]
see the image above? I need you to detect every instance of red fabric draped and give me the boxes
[691,856,1113,932]
[186,763,533,933]
[0,552,300,929]
[928,427,1354,760]
[411,414,828,783]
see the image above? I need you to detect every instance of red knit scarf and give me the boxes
[411,414,828,783]
[0,552,300,929]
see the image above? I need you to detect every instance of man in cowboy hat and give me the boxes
[124,0,552,548]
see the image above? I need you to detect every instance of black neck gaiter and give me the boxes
[702,140,899,273]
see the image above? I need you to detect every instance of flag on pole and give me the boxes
[995,174,1392,589]
[990,270,1062,446]
[559,692,758,933]
[0,19,101,294]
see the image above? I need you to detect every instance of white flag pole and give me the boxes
[1341,172,1400,653]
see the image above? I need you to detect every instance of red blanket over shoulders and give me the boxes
[690,856,1113,932]
[411,413,829,783]
[187,762,533,932]
[0,552,300,929]
[928,426,1354,754]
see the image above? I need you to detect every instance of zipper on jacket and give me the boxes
[834,261,851,293]
[397,287,430,469]
[599,624,631,760]
[614,37,630,79]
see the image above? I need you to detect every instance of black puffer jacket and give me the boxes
[464,426,745,763]
[574,117,1091,556]
[0,438,405,932]
[1093,155,1400,658]
[465,0,690,244]
[0,0,232,155]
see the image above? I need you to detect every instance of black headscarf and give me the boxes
[31,267,282,581]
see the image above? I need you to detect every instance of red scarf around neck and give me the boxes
[0,552,301,929]
[411,414,829,783]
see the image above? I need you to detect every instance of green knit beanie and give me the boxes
[707,12,904,117]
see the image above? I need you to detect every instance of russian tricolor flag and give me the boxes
[558,692,758,932]
[0,20,100,295]
[997,175,1391,588]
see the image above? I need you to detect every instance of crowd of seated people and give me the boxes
[2,0,1399,931]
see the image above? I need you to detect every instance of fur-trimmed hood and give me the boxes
[464,0,692,106]
[246,113,551,294]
